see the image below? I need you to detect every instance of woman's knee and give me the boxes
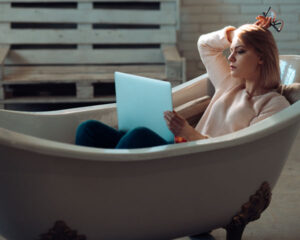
[77,119,95,130]
[76,120,92,144]
[75,120,104,146]
[116,127,167,149]
[128,127,153,137]
[76,120,124,148]
[76,120,97,135]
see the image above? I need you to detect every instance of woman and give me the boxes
[76,15,289,149]
[164,15,289,141]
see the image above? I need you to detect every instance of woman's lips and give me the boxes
[230,65,237,70]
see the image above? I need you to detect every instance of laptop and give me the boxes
[115,72,174,143]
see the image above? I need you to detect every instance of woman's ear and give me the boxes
[258,57,263,65]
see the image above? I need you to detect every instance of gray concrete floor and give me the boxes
[177,130,300,240]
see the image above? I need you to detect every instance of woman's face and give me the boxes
[228,35,263,80]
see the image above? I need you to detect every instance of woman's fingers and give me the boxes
[164,111,173,124]
[164,111,183,127]
[164,111,186,135]
[254,19,263,26]
[164,111,182,122]
[254,15,275,29]
[264,17,272,28]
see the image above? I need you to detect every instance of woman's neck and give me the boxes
[245,79,268,96]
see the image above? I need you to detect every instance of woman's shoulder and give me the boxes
[254,90,290,112]
[250,91,290,125]
[264,91,290,104]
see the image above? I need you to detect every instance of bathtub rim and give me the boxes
[0,100,300,162]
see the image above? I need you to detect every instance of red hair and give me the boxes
[236,24,281,90]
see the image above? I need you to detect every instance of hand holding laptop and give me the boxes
[164,110,188,136]
[164,110,208,141]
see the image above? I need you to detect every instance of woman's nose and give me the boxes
[228,52,235,62]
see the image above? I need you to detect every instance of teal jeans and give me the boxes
[75,120,168,149]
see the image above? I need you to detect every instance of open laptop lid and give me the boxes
[115,72,174,143]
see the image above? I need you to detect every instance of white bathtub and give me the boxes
[0,56,300,240]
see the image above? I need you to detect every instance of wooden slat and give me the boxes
[0,96,116,104]
[0,45,10,64]
[162,45,181,62]
[2,72,166,84]
[162,44,185,81]
[4,73,117,83]
[5,49,164,65]
[77,2,93,50]
[4,65,165,75]
[0,85,4,100]
[0,5,10,81]
[0,29,176,44]
[0,8,176,25]
[0,0,176,2]
[0,44,10,81]
[161,0,180,30]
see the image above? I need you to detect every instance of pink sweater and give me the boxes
[195,26,290,138]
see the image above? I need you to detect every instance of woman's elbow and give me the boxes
[197,35,207,50]
[197,35,208,58]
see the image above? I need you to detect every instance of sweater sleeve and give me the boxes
[250,95,290,125]
[197,26,236,91]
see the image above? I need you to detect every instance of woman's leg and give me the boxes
[116,127,168,149]
[75,120,125,148]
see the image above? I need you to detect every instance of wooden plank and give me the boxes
[161,1,179,30]
[3,73,117,83]
[0,45,10,64]
[0,14,11,67]
[77,2,93,50]
[0,96,116,104]
[4,65,165,75]
[0,44,9,81]
[76,82,93,99]
[162,45,181,62]
[0,8,176,25]
[0,5,11,80]
[160,2,183,82]
[162,44,185,82]
[0,29,176,44]
[0,2,9,10]
[2,72,167,84]
[0,84,4,99]
[0,0,177,3]
[5,49,164,65]
[2,64,166,85]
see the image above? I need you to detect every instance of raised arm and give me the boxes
[197,26,236,91]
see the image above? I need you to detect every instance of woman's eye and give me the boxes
[237,50,245,54]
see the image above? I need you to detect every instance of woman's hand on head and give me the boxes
[254,15,274,29]
[164,110,207,141]
[226,27,236,43]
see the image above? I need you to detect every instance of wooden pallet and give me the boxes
[0,0,185,108]
[1,65,167,103]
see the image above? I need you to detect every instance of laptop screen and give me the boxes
[115,72,174,143]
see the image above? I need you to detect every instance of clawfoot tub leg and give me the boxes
[38,220,86,240]
[224,182,272,240]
